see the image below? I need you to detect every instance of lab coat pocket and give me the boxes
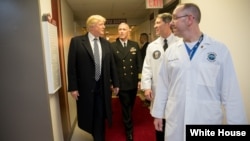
[197,63,220,87]
[195,101,223,123]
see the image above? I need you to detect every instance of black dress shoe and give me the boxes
[126,133,133,141]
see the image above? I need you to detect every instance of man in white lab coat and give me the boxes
[141,13,180,141]
[152,3,248,141]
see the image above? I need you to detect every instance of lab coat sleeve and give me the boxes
[151,53,168,118]
[141,48,152,90]
[221,47,248,124]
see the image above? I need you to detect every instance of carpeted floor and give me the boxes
[105,96,155,141]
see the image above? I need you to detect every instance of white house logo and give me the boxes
[207,52,217,62]
[153,50,161,59]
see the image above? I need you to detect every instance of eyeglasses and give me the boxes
[172,15,189,20]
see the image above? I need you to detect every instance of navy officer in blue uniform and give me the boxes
[111,22,142,141]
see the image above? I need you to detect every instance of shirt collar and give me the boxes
[119,39,127,44]
[88,32,99,41]
[160,33,175,43]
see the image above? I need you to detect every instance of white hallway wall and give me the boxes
[181,0,250,123]
[39,0,80,140]
[39,0,64,141]
[61,0,78,128]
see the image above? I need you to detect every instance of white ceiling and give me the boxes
[66,0,178,25]
[66,0,151,26]
[65,0,178,41]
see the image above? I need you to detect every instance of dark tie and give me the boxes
[163,39,168,51]
[94,38,101,80]
[124,42,127,47]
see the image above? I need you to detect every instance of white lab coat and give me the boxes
[151,34,248,141]
[141,34,180,115]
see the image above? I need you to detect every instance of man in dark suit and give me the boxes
[139,33,151,107]
[111,22,142,141]
[67,15,119,141]
[140,33,150,62]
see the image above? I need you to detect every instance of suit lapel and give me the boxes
[124,41,131,56]
[99,38,106,63]
[81,34,94,61]
[115,41,130,59]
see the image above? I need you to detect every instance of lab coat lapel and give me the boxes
[191,35,209,61]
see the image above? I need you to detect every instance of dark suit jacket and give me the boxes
[141,42,149,61]
[111,38,142,91]
[67,33,119,134]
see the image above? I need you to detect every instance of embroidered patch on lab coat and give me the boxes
[153,50,161,59]
[207,52,217,62]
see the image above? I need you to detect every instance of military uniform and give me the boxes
[111,38,142,140]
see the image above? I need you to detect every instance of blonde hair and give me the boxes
[86,15,106,31]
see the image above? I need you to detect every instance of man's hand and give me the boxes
[113,87,119,95]
[144,89,153,101]
[154,118,163,131]
[138,81,141,89]
[70,90,79,100]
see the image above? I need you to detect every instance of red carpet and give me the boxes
[105,96,155,141]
